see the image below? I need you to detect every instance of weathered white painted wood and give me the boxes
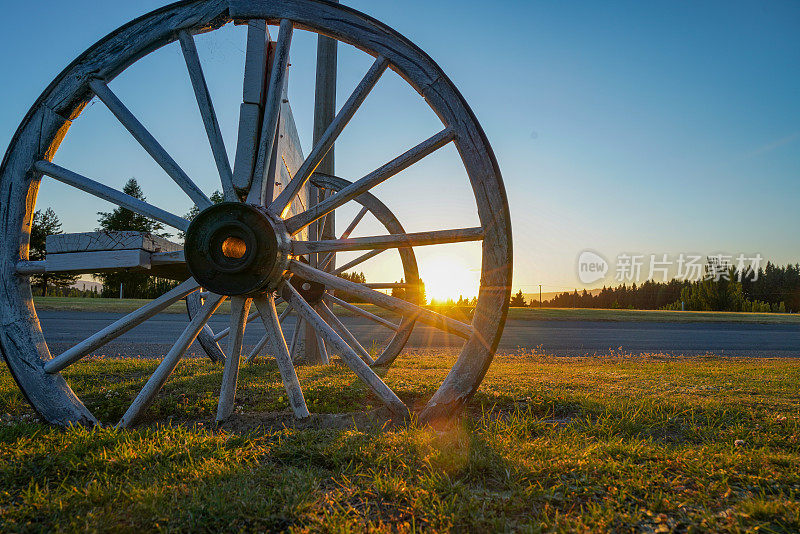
[289,316,303,362]
[292,227,484,255]
[242,20,270,105]
[2,0,512,427]
[364,283,416,289]
[232,102,263,195]
[282,283,408,417]
[270,56,389,217]
[88,79,211,209]
[45,279,201,374]
[216,297,251,422]
[293,261,472,339]
[15,261,45,275]
[333,249,385,275]
[232,21,271,194]
[286,128,455,234]
[150,250,185,266]
[252,295,309,417]
[212,309,261,342]
[315,329,330,365]
[185,292,226,364]
[0,0,229,427]
[34,161,190,232]
[316,300,374,364]
[46,231,181,254]
[248,19,293,206]
[118,293,225,427]
[323,293,399,331]
[45,250,150,274]
[178,30,235,201]
[245,304,292,363]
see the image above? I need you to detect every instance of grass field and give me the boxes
[33,296,800,324]
[2,351,799,532]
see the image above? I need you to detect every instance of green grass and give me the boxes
[35,296,800,324]
[2,351,800,532]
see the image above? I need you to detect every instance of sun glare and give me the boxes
[421,255,480,303]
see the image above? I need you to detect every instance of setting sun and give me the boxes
[420,255,480,303]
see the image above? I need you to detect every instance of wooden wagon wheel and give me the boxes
[0,0,512,427]
[187,173,422,368]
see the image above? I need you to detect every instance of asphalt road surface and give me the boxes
[35,310,800,358]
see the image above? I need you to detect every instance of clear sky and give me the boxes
[1,1,798,299]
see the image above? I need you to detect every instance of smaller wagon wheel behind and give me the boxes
[186,174,421,367]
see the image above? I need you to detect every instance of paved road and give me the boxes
[35,310,800,358]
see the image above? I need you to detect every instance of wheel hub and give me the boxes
[290,264,326,305]
[184,203,290,296]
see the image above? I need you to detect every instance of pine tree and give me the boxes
[97,178,168,236]
[510,289,527,307]
[29,208,78,295]
[96,178,172,298]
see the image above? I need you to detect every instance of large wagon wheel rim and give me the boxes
[0,0,512,427]
[188,174,421,367]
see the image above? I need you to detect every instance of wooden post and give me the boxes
[303,4,338,365]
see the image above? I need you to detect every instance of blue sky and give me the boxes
[1,1,798,298]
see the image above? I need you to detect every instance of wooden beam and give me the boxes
[248,19,293,205]
[292,227,484,255]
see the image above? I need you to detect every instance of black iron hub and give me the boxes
[290,260,326,305]
[184,203,290,296]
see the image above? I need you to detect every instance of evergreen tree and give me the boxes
[510,289,527,307]
[96,178,173,298]
[29,208,78,295]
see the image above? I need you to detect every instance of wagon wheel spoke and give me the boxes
[289,316,304,363]
[118,293,226,428]
[331,250,385,275]
[322,293,400,332]
[178,30,235,201]
[292,261,472,339]
[44,279,201,374]
[88,79,212,209]
[317,206,370,271]
[250,296,309,417]
[34,161,190,232]
[282,282,408,417]
[314,326,330,365]
[270,56,390,217]
[245,304,293,363]
[292,227,484,256]
[316,300,375,364]
[212,309,261,342]
[247,19,293,206]
[216,297,252,422]
[286,127,455,235]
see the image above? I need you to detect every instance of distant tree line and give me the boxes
[520,261,800,313]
